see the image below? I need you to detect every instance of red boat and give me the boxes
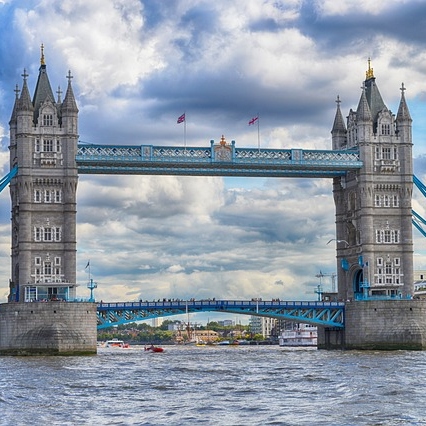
[145,345,164,353]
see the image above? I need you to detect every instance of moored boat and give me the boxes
[279,323,317,347]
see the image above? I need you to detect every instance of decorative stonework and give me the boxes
[332,62,413,301]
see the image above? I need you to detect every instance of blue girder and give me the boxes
[76,143,362,178]
[412,210,426,238]
[96,299,345,329]
[413,175,426,237]
[0,165,18,193]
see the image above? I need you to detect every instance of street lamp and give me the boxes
[327,238,349,247]
[87,278,97,302]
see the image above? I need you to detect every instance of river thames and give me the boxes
[1,345,426,425]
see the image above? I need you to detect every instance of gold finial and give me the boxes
[40,43,45,65]
[365,57,374,79]
[220,135,227,146]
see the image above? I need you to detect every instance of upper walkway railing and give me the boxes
[96,299,345,330]
[76,142,362,178]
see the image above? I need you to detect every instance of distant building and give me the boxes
[218,320,234,327]
[193,330,219,343]
[152,317,163,327]
[414,270,426,281]
[167,322,183,332]
[249,316,276,338]
[414,270,426,299]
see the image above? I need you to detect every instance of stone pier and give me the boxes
[318,300,426,350]
[0,302,97,356]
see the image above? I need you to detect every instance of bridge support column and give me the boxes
[319,300,426,350]
[0,302,97,355]
[317,327,345,350]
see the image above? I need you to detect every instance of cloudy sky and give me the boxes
[1,0,426,322]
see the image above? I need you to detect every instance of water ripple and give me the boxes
[2,346,426,425]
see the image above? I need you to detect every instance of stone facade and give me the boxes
[332,60,413,301]
[8,46,79,303]
[318,300,426,350]
[0,302,97,355]
[1,48,98,356]
[322,61,426,350]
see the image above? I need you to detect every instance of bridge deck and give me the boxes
[97,299,345,329]
[76,143,362,178]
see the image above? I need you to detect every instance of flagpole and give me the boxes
[184,111,186,150]
[86,260,91,285]
[257,113,260,153]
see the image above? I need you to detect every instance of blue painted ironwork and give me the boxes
[0,165,18,194]
[96,299,345,329]
[412,210,426,238]
[413,175,426,237]
[76,142,362,178]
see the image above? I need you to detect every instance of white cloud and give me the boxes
[14,0,164,98]
[315,0,413,16]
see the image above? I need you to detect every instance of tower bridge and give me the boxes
[2,50,426,354]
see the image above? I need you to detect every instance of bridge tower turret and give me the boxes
[8,46,79,303]
[332,60,413,301]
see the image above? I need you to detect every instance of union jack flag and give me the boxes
[248,116,258,125]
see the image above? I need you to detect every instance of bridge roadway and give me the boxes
[96,299,345,330]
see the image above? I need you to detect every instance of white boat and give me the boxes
[279,323,317,347]
[101,339,130,348]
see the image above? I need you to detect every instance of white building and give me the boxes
[249,316,276,338]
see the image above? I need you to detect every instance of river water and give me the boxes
[1,345,426,425]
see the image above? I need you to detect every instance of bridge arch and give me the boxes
[353,269,363,300]
[96,300,345,330]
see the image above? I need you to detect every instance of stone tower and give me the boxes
[332,60,413,301]
[8,46,79,302]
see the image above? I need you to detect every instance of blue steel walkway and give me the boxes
[76,142,362,178]
[96,299,345,330]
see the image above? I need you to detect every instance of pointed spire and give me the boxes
[363,59,386,124]
[9,84,21,124]
[396,82,412,122]
[332,95,346,133]
[61,70,78,113]
[356,83,372,122]
[14,84,20,100]
[18,69,34,112]
[56,86,62,103]
[32,46,56,123]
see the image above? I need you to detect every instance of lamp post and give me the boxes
[87,278,97,302]
[315,284,323,301]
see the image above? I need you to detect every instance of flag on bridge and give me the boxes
[85,260,90,269]
[248,116,258,126]
[177,113,185,124]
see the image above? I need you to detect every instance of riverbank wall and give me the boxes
[0,302,97,355]
[318,300,426,350]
